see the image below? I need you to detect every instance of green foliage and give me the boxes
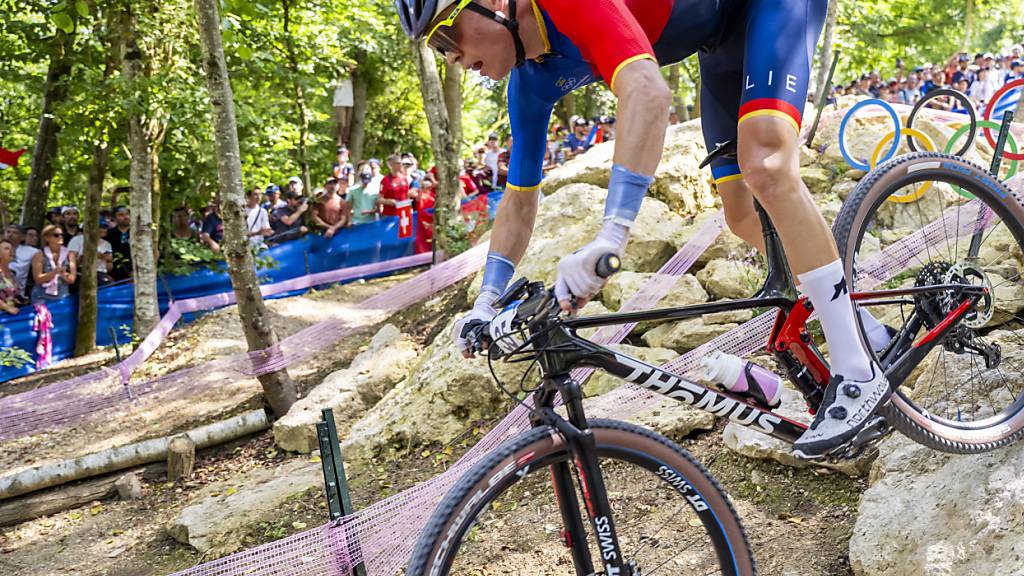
[834,0,1024,83]
[2,0,1021,241]
[0,346,33,368]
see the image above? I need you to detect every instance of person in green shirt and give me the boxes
[349,161,380,225]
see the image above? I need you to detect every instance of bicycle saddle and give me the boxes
[699,138,737,169]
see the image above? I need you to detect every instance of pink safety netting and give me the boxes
[171,172,1024,576]
[0,251,465,440]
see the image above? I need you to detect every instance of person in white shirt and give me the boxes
[67,230,113,285]
[246,187,273,250]
[483,133,501,189]
[969,67,999,107]
[4,224,38,295]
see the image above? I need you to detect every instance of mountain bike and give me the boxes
[406,145,1024,575]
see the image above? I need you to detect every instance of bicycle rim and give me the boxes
[407,419,756,576]
[835,151,1024,451]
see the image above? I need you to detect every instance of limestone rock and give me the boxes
[977,221,1024,279]
[642,316,737,353]
[801,166,833,197]
[576,300,612,340]
[722,387,873,477]
[273,324,418,453]
[703,305,753,325]
[584,344,678,397]
[682,210,752,267]
[167,459,321,555]
[115,472,144,500]
[850,434,1024,575]
[872,181,959,232]
[833,178,858,202]
[988,274,1024,327]
[817,196,844,225]
[799,145,819,167]
[600,271,708,311]
[342,317,517,465]
[628,400,716,441]
[543,119,717,217]
[467,183,687,303]
[696,258,765,300]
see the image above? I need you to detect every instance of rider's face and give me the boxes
[441,1,517,80]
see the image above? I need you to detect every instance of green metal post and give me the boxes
[806,49,840,148]
[318,408,368,576]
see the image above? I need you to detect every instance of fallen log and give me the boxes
[0,467,149,527]
[0,409,269,501]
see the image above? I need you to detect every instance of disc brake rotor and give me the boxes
[944,262,994,329]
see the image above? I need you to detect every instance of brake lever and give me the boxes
[468,322,493,356]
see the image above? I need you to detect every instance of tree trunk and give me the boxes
[668,63,682,113]
[75,140,110,355]
[20,33,74,231]
[963,0,974,51]
[814,0,839,106]
[76,12,121,356]
[692,75,702,119]
[282,0,311,193]
[411,39,460,257]
[149,127,166,260]
[443,62,463,152]
[196,0,297,417]
[349,66,369,162]
[122,6,160,338]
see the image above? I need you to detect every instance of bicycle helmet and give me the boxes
[394,0,527,67]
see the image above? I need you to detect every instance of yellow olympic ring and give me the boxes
[871,128,936,203]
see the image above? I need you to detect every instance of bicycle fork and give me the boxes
[542,377,633,576]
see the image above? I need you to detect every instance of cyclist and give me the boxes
[395,0,888,458]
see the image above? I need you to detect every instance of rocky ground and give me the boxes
[4,111,1024,576]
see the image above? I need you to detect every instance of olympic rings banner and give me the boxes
[836,85,1023,203]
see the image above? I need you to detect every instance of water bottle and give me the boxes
[701,350,783,408]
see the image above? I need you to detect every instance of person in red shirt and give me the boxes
[378,154,410,217]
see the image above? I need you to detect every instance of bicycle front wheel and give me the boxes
[407,419,756,576]
[834,151,1024,453]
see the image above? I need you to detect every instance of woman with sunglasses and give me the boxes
[396,0,895,457]
[31,224,76,304]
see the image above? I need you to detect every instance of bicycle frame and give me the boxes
[516,202,987,576]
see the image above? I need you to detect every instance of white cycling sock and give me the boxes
[797,283,892,355]
[797,260,873,381]
[857,307,893,353]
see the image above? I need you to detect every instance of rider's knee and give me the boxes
[737,152,799,204]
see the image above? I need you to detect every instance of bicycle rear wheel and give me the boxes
[406,419,756,576]
[834,151,1024,453]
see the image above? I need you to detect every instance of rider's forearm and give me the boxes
[611,60,671,176]
[480,190,539,299]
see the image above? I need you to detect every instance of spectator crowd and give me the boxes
[834,46,1024,111]
[10,43,1021,315]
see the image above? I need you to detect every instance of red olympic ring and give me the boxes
[983,78,1024,161]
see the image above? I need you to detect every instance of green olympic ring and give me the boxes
[944,120,1019,200]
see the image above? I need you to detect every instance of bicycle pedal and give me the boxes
[827,415,890,461]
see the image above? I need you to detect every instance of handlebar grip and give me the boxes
[595,253,621,279]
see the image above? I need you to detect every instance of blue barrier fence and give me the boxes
[0,214,419,384]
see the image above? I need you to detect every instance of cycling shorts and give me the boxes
[504,0,828,192]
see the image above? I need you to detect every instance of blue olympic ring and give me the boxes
[838,99,902,172]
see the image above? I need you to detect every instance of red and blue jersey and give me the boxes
[505,0,827,192]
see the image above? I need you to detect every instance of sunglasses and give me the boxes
[426,0,492,56]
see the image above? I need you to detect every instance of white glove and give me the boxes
[453,290,498,357]
[554,219,629,309]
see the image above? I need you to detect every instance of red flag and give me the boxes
[0,148,26,170]
[396,199,413,239]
